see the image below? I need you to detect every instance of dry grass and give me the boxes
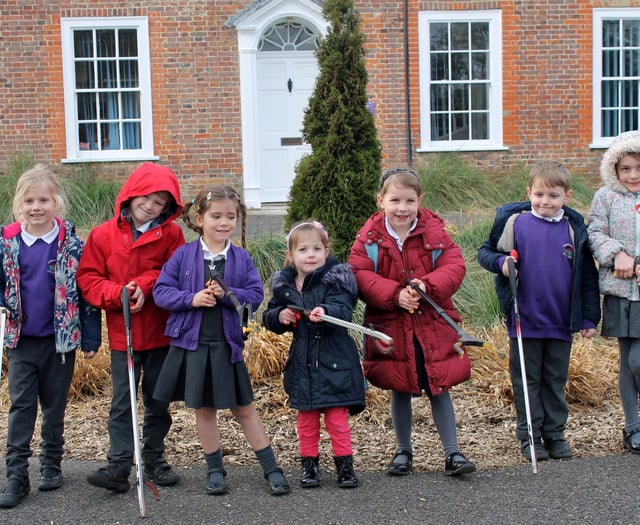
[0,323,625,474]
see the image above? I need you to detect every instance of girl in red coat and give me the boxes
[349,168,475,477]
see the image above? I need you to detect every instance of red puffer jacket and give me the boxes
[349,209,470,395]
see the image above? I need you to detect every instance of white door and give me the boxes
[257,52,318,203]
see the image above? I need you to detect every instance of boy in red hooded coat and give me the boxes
[77,163,185,493]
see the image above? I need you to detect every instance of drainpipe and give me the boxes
[404,0,413,166]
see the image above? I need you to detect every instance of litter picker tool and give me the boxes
[287,305,394,354]
[0,308,6,385]
[406,281,484,357]
[121,286,147,517]
[507,252,538,474]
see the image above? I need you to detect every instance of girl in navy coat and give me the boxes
[263,221,365,489]
[153,186,289,496]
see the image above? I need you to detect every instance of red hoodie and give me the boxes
[77,163,185,352]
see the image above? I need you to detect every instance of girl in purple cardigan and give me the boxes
[153,186,289,496]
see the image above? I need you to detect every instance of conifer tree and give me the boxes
[286,0,381,262]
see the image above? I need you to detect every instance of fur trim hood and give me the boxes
[600,130,640,192]
[271,257,358,300]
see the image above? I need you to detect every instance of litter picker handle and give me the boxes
[121,287,132,331]
[508,251,519,299]
[210,269,244,317]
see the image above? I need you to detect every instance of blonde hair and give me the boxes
[12,163,68,221]
[528,160,572,192]
[378,167,422,198]
[284,220,330,266]
[182,185,248,248]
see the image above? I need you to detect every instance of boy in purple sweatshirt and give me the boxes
[477,160,600,462]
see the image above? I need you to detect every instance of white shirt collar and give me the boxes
[200,238,231,261]
[20,221,59,246]
[531,209,565,222]
[135,219,154,234]
[384,216,418,250]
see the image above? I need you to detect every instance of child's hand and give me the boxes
[82,351,97,359]
[399,284,420,312]
[580,328,597,339]
[308,306,326,322]
[279,307,300,325]
[614,251,636,279]
[125,281,145,313]
[192,286,218,308]
[502,256,517,277]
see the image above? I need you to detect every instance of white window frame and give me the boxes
[592,8,640,148]
[418,10,504,152]
[60,17,156,163]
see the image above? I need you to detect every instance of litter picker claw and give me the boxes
[287,305,394,354]
[121,286,147,516]
[508,251,538,474]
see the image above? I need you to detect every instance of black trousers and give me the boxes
[5,336,75,480]
[106,347,172,471]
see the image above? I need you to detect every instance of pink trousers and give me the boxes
[297,407,353,457]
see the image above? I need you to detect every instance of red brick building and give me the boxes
[1,1,638,207]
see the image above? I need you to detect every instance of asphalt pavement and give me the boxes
[0,453,636,524]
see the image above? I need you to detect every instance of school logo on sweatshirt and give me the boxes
[48,259,56,274]
[562,244,574,260]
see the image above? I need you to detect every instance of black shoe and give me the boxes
[86,465,130,493]
[264,468,290,496]
[444,452,476,476]
[144,457,180,486]
[623,428,640,454]
[521,439,550,461]
[387,450,413,476]
[0,477,30,508]
[300,456,320,488]
[206,468,229,495]
[334,455,358,488]
[38,466,62,491]
[544,439,572,459]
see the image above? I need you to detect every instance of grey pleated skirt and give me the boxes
[602,295,640,338]
[153,341,254,410]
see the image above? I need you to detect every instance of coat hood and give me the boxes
[115,162,183,221]
[600,130,640,192]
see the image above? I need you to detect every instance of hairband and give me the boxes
[379,167,420,190]
[286,221,328,246]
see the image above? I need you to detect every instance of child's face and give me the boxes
[129,191,170,228]
[288,230,328,278]
[377,184,421,235]
[195,199,238,251]
[616,154,640,193]
[527,180,572,218]
[19,184,58,236]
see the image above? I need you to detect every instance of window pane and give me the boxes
[603,20,620,47]
[430,84,449,112]
[121,92,140,119]
[431,53,449,81]
[451,52,469,80]
[431,113,448,141]
[621,80,639,107]
[74,30,94,58]
[602,110,618,137]
[471,84,488,110]
[258,21,319,52]
[78,123,97,150]
[451,113,469,140]
[471,23,489,50]
[119,29,138,57]
[98,60,117,88]
[101,122,120,150]
[430,23,449,51]
[472,113,488,139]
[99,92,119,120]
[602,80,619,107]
[623,19,640,47]
[122,122,141,149]
[602,50,620,77]
[77,93,97,120]
[471,52,487,80]
[451,84,469,111]
[622,109,638,132]
[96,30,116,58]
[450,23,468,50]
[624,49,640,77]
[75,61,94,89]
[119,61,139,88]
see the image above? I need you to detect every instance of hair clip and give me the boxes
[232,191,240,201]
[206,191,212,200]
[286,221,329,246]
[191,198,196,205]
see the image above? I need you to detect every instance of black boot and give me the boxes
[300,456,320,488]
[334,455,358,488]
